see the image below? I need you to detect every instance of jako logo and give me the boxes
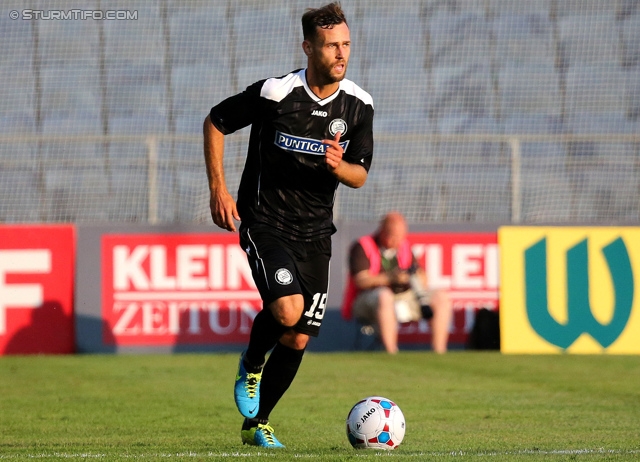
[311,110,327,117]
[360,407,376,424]
[524,237,634,349]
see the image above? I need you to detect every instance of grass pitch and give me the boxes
[1,352,639,461]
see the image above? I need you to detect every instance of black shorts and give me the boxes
[239,224,331,337]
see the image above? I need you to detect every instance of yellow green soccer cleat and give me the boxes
[234,352,262,418]
[241,421,285,448]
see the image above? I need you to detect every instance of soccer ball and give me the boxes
[346,396,406,450]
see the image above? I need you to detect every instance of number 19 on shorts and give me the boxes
[303,293,327,320]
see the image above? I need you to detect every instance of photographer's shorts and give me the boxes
[353,288,432,327]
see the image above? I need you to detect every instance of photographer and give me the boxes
[341,212,452,354]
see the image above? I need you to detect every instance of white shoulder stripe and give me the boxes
[340,79,374,109]
[260,71,304,103]
[259,70,374,109]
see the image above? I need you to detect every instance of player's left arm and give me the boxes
[323,131,368,188]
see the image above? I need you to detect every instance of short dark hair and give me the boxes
[301,2,348,42]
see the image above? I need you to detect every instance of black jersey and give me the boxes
[209,69,374,241]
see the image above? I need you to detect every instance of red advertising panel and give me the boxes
[102,234,261,346]
[0,225,75,355]
[400,232,499,344]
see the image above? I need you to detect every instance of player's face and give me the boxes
[307,22,351,84]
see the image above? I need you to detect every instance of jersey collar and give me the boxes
[300,69,342,107]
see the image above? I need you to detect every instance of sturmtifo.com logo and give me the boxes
[11,9,138,20]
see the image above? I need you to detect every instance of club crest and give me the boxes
[329,118,347,136]
[275,268,293,285]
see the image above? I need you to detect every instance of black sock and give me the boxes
[244,307,288,371]
[256,342,305,421]
[242,417,268,430]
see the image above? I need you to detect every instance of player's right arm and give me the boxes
[203,114,240,232]
[205,80,266,231]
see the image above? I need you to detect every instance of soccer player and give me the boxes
[203,2,374,448]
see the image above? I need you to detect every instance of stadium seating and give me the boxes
[431,115,510,222]
[174,169,208,222]
[104,5,165,66]
[367,65,430,134]
[555,0,617,17]
[520,169,573,222]
[564,167,637,223]
[567,113,639,135]
[172,64,234,117]
[1,9,33,66]
[430,64,497,131]
[566,114,638,165]
[557,14,620,68]
[232,5,299,86]
[492,14,555,67]
[621,14,640,67]
[42,116,103,136]
[39,135,111,221]
[502,114,566,161]
[498,65,561,117]
[563,110,638,223]
[435,116,502,161]
[422,0,487,16]
[104,132,170,222]
[488,0,551,15]
[428,11,492,68]
[105,169,150,221]
[175,113,206,136]
[0,169,41,222]
[0,0,638,225]
[39,60,103,197]
[434,117,505,222]
[169,5,231,68]
[106,64,168,120]
[627,68,640,119]
[41,66,102,121]
[0,141,38,179]
[617,0,640,18]
[437,162,511,222]
[0,65,35,121]
[43,167,111,221]
[367,138,440,220]
[0,114,36,136]
[565,66,627,118]
[360,13,426,69]
[37,19,99,67]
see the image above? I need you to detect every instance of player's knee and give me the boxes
[269,294,304,327]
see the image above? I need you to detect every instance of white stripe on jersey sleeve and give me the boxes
[339,79,374,109]
[260,71,304,103]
